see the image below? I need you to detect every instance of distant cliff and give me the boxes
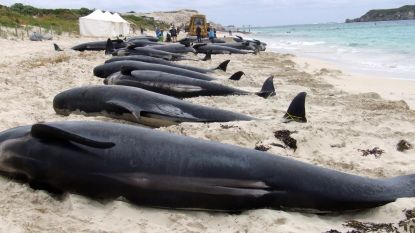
[346,5,415,23]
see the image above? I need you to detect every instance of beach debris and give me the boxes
[398,208,415,232]
[54,43,64,52]
[397,140,412,152]
[344,220,398,233]
[324,230,341,233]
[330,142,346,148]
[274,130,297,151]
[358,147,384,158]
[254,143,271,152]
[29,32,53,41]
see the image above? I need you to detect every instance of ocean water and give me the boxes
[252,20,415,80]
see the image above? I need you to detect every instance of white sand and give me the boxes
[0,36,414,233]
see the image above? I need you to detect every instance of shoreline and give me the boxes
[291,55,415,109]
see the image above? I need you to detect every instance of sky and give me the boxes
[0,0,414,26]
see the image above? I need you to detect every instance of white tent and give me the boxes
[79,9,130,37]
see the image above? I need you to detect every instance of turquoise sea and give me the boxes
[252,20,415,80]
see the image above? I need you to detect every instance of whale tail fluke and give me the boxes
[53,43,63,51]
[229,71,245,81]
[216,60,230,72]
[256,76,275,99]
[283,92,307,123]
[105,38,115,55]
[202,50,212,61]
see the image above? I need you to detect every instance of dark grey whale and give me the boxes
[127,36,159,42]
[193,44,248,54]
[1,120,414,212]
[93,60,244,81]
[105,55,230,73]
[72,39,126,51]
[215,42,258,51]
[143,44,196,54]
[104,70,275,99]
[233,36,267,51]
[53,85,254,127]
[106,39,186,60]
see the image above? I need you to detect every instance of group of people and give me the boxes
[155,26,180,42]
[155,25,217,43]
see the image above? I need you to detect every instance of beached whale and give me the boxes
[179,37,226,46]
[233,36,267,51]
[1,120,414,212]
[215,42,258,52]
[105,55,230,73]
[104,69,275,98]
[53,85,254,127]
[110,46,186,60]
[93,60,244,81]
[125,40,163,47]
[127,36,159,42]
[143,44,196,54]
[72,39,126,51]
[193,44,248,54]
[105,39,186,60]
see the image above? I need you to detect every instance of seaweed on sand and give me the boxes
[274,130,297,151]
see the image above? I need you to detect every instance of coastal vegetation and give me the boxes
[0,3,169,36]
[346,5,415,23]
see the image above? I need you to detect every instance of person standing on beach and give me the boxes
[159,30,164,42]
[170,26,177,42]
[196,25,202,43]
[208,28,215,43]
[155,27,160,38]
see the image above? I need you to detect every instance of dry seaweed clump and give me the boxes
[344,220,398,233]
[254,143,271,152]
[358,147,384,158]
[398,208,415,232]
[397,140,413,152]
[274,130,297,151]
[324,230,342,233]
[220,124,241,130]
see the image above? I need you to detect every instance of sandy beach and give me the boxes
[0,35,414,233]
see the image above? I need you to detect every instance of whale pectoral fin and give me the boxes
[31,124,115,149]
[105,100,141,121]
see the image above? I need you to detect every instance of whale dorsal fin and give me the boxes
[215,60,230,72]
[105,100,141,121]
[256,76,276,99]
[229,71,244,81]
[31,123,115,149]
[283,92,307,123]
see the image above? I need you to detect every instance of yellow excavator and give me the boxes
[185,14,210,37]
